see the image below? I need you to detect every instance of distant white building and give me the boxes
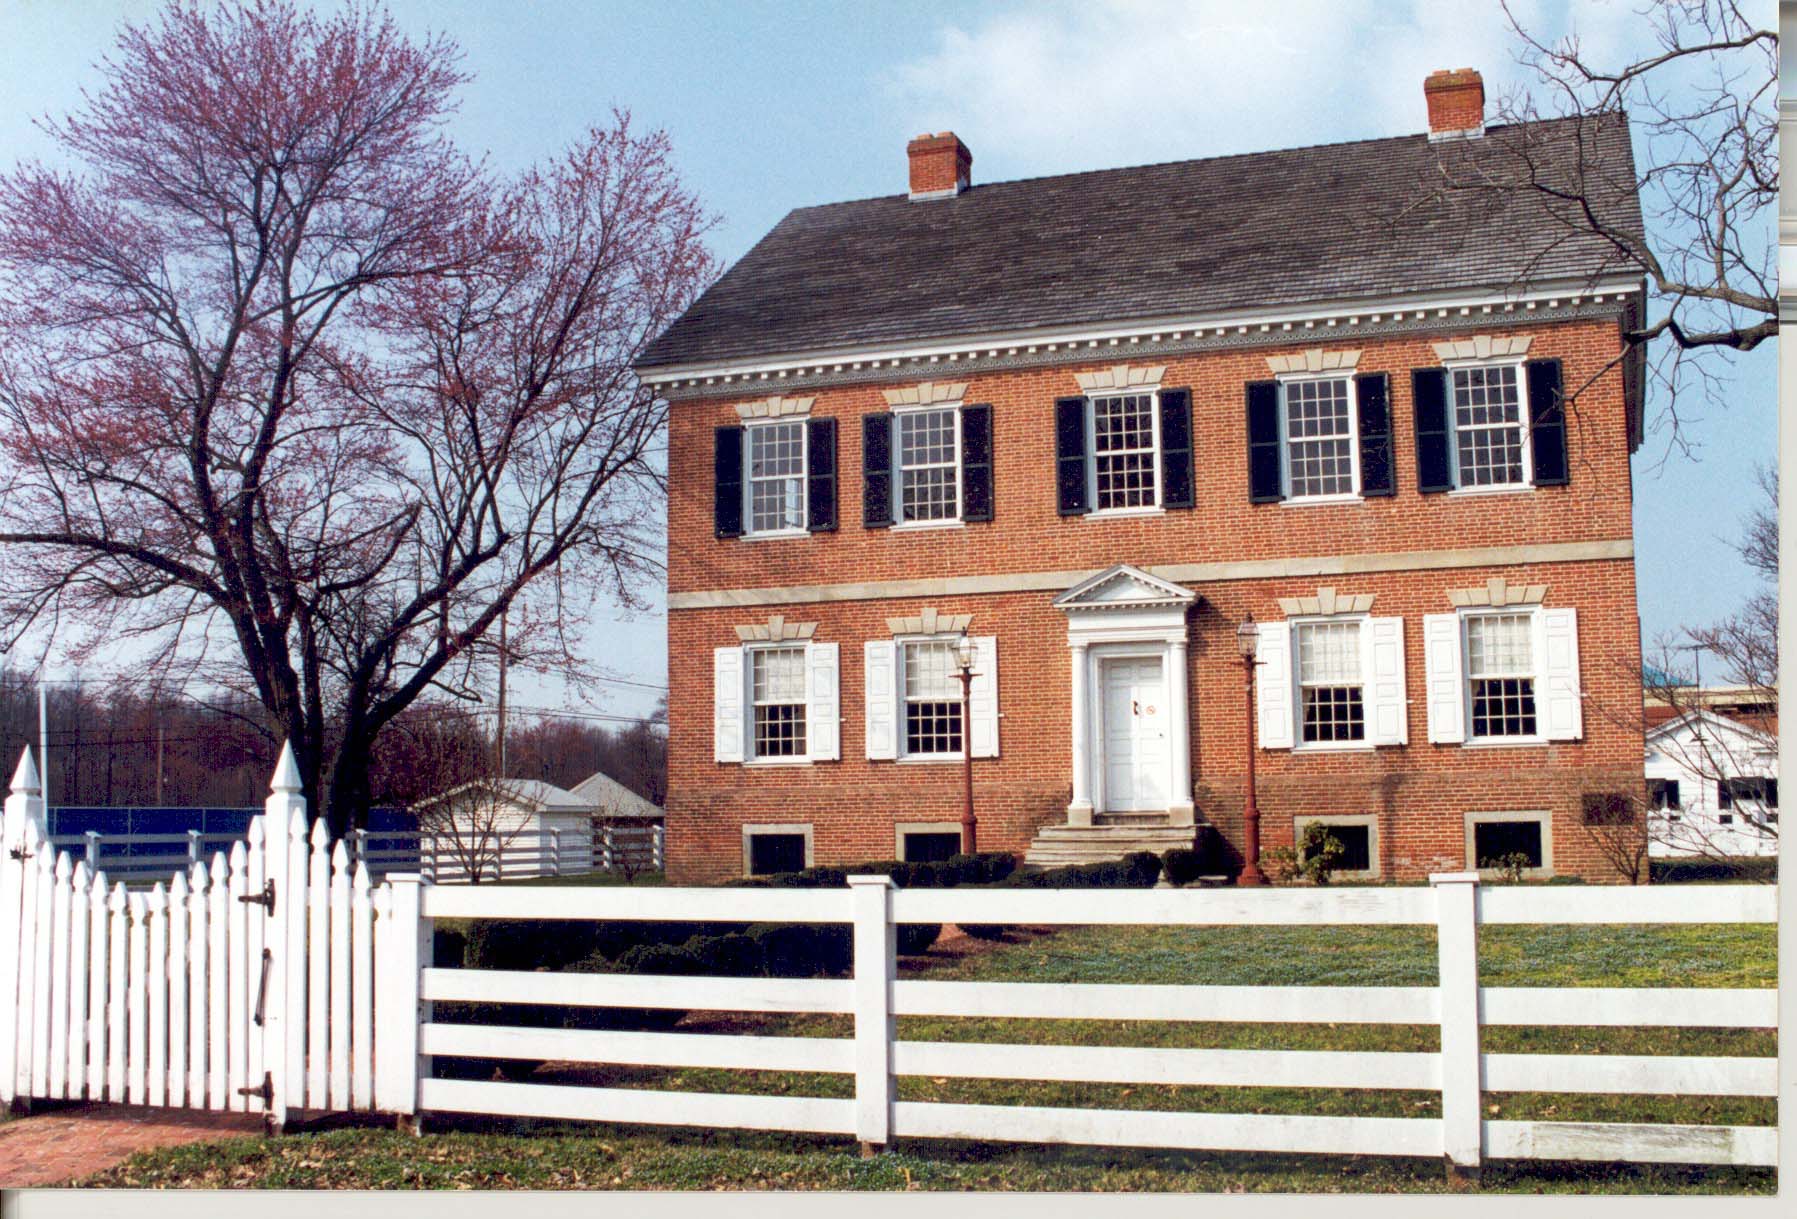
[411,777,597,881]
[1645,710,1778,859]
[569,768,664,823]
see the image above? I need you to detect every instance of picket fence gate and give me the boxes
[0,745,1781,1176]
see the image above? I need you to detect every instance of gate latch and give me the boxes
[238,879,275,914]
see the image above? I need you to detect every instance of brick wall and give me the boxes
[663,318,1647,883]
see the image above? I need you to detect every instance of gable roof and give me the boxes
[410,778,590,816]
[1645,708,1777,754]
[569,769,664,820]
[637,114,1643,375]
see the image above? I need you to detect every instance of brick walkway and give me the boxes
[0,1104,264,1187]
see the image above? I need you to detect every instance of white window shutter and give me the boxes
[1539,607,1583,741]
[806,641,840,762]
[713,646,744,763]
[1363,616,1408,746]
[969,635,1000,758]
[1422,613,1465,744]
[864,640,898,760]
[1255,622,1294,750]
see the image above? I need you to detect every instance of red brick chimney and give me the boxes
[907,132,971,200]
[1424,68,1485,139]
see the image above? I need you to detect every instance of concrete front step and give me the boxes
[1024,823,1202,866]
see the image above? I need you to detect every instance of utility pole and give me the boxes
[495,607,509,779]
[38,679,48,809]
[156,723,165,807]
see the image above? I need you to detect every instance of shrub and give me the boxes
[1121,851,1163,887]
[957,853,1158,937]
[947,852,1019,885]
[1261,824,1347,886]
[1161,848,1203,887]
[1480,852,1534,884]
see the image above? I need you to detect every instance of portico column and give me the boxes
[1067,642,1093,826]
[1168,636,1194,826]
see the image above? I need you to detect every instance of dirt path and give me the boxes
[0,1104,264,1187]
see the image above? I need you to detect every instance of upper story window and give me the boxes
[1091,393,1159,510]
[747,420,807,534]
[1283,377,1359,499]
[902,637,964,756]
[1295,618,1365,743]
[1464,610,1538,739]
[748,644,808,758]
[896,406,961,523]
[1450,365,1529,490]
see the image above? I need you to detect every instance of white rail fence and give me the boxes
[1,746,1780,1175]
[50,821,663,885]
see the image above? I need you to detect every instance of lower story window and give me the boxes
[1298,821,1372,874]
[902,639,964,756]
[902,831,962,864]
[750,646,807,758]
[746,830,809,876]
[1466,612,1537,738]
[1295,620,1365,743]
[1471,818,1544,871]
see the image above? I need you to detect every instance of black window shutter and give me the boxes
[961,404,994,522]
[862,412,893,528]
[1526,358,1569,486]
[1412,369,1452,494]
[1245,381,1283,503]
[1055,396,1090,515]
[1159,388,1195,509]
[714,425,745,538]
[806,417,837,532]
[1355,373,1394,497]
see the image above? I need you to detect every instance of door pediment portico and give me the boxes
[1053,564,1197,614]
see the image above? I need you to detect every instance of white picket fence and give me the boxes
[0,744,1780,1174]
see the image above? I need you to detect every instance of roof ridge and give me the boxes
[787,114,1601,214]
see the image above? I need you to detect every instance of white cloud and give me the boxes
[886,0,1651,182]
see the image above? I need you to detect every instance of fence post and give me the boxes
[352,829,368,870]
[2,748,48,1112]
[549,828,561,877]
[375,874,429,1132]
[1432,870,1483,1181]
[84,831,101,872]
[187,829,203,869]
[263,742,308,1134]
[653,824,664,872]
[846,874,895,1155]
[600,825,614,873]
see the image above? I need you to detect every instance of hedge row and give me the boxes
[958,851,1163,940]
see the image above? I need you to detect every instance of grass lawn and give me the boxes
[81,898,1776,1194]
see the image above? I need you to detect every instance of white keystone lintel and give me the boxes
[734,395,815,420]
[887,606,973,636]
[1447,577,1546,608]
[1277,586,1376,616]
[882,381,967,408]
[734,614,819,642]
[1074,364,1165,394]
[1433,334,1532,362]
[1265,348,1362,375]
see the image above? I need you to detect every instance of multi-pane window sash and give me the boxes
[1296,620,1365,743]
[1465,612,1537,738]
[749,646,807,758]
[1451,366,1527,488]
[1284,379,1356,497]
[902,639,963,755]
[1092,393,1158,510]
[897,408,960,522]
[747,421,806,533]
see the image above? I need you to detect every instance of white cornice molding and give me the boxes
[640,275,1644,391]
[1266,348,1361,376]
[734,395,814,420]
[1074,364,1165,394]
[1432,334,1533,363]
[881,381,967,408]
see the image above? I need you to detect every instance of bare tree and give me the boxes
[1451,2,1775,445]
[1579,792,1650,885]
[412,780,536,885]
[0,3,715,834]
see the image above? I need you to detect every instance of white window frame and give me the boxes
[890,402,964,529]
[743,642,810,765]
[742,417,809,539]
[896,633,967,761]
[1293,813,1380,880]
[741,823,814,877]
[1464,809,1553,878]
[1460,607,1544,746]
[1442,357,1533,495]
[894,821,964,861]
[1275,372,1361,503]
[1085,390,1163,516]
[1290,614,1373,752]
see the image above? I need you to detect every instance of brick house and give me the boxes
[635,69,1650,884]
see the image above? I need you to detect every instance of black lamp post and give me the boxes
[1237,613,1267,887]
[955,633,978,854]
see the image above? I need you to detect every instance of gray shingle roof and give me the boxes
[637,115,1643,372]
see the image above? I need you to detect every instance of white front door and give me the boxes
[1101,656,1168,812]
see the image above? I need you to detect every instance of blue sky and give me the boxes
[0,0,1775,721]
